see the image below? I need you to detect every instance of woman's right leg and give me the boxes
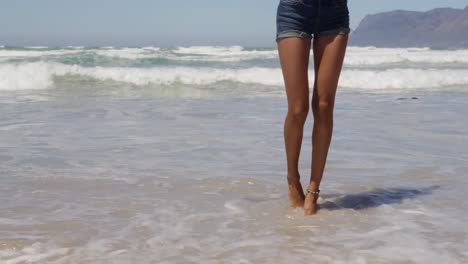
[277,36,312,208]
[304,33,349,215]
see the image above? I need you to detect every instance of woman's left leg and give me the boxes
[304,33,348,215]
[277,37,312,209]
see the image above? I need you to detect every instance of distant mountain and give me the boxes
[349,5,468,48]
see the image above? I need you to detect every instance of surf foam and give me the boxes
[2,46,468,65]
[2,62,468,91]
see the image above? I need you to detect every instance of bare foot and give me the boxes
[304,189,319,216]
[287,175,305,208]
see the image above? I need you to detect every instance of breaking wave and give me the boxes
[1,62,468,91]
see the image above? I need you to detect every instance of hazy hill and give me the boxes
[349,5,468,48]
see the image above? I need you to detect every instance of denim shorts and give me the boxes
[276,0,350,41]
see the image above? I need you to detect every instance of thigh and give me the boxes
[277,37,312,108]
[312,34,348,104]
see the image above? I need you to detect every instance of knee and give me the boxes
[312,98,334,120]
[288,105,309,124]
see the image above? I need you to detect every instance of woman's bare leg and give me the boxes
[304,33,348,215]
[277,37,312,208]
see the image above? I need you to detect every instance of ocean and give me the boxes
[1,45,467,263]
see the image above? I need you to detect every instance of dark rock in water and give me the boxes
[349,5,468,48]
[396,97,419,100]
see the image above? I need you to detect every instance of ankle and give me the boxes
[306,188,320,195]
[305,188,320,202]
[306,181,320,192]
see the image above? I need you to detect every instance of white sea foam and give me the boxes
[65,46,85,49]
[339,68,468,89]
[345,46,468,65]
[2,46,468,65]
[0,49,82,58]
[347,46,431,52]
[173,45,278,61]
[0,62,278,90]
[0,47,159,60]
[174,45,246,55]
[53,64,282,86]
[1,62,468,91]
[25,46,49,49]
[172,46,468,64]
[0,63,54,90]
[3,243,70,264]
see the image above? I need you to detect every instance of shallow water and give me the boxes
[1,88,468,263]
[1,45,468,263]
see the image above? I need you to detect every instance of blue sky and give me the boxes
[1,0,467,47]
